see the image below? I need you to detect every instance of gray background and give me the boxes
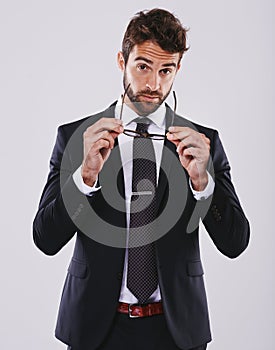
[0,0,274,349]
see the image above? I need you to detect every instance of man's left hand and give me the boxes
[166,126,210,191]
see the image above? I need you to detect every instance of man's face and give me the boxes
[118,41,180,116]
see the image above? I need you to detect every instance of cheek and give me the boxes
[163,76,175,90]
[133,76,146,88]
[127,66,146,82]
[127,72,145,90]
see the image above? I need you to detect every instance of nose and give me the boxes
[146,72,160,92]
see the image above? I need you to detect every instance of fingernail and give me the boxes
[169,126,175,132]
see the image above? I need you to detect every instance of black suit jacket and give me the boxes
[33,103,250,350]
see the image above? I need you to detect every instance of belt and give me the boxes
[117,302,163,318]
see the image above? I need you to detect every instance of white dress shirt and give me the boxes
[73,99,215,303]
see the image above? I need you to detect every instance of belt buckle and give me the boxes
[128,303,140,318]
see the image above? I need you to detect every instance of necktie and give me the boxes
[127,119,159,304]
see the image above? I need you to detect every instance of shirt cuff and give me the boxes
[72,166,101,196]
[189,171,215,201]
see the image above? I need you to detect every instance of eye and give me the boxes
[137,64,149,71]
[160,68,172,76]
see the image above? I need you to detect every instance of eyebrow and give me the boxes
[134,56,177,68]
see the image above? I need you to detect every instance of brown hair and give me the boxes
[122,8,189,65]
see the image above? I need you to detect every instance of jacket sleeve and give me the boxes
[201,130,250,258]
[33,126,90,255]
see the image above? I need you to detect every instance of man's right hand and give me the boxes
[81,118,124,187]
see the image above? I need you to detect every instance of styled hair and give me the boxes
[122,8,189,65]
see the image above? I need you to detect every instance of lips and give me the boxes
[139,95,160,102]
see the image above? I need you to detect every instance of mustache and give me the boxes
[137,90,162,98]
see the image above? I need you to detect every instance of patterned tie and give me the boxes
[127,118,158,304]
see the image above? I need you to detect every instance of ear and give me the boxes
[117,51,125,71]
[177,62,181,72]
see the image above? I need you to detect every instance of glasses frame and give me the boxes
[119,84,177,140]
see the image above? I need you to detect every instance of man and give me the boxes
[33,8,250,350]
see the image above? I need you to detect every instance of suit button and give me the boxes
[211,205,217,213]
[117,272,123,281]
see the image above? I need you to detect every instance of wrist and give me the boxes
[191,172,208,191]
[81,165,97,187]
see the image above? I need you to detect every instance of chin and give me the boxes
[134,100,161,115]
[137,104,159,116]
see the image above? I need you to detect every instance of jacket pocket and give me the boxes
[68,258,88,278]
[187,260,204,277]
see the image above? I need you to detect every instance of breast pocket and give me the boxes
[187,260,204,277]
[68,258,88,279]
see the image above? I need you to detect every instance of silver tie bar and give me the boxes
[131,191,153,196]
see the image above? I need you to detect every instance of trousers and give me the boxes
[67,312,207,350]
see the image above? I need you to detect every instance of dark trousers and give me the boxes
[67,312,207,350]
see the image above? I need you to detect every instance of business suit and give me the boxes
[33,102,250,349]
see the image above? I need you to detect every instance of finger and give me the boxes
[183,147,197,158]
[177,142,195,157]
[86,118,123,134]
[183,147,208,161]
[168,126,190,133]
[176,136,204,155]
[176,142,186,156]
[167,129,195,145]
[200,133,211,146]
[169,128,210,147]
[95,124,124,135]
[91,139,112,155]
[178,152,192,169]
[99,147,111,162]
[109,129,124,140]
[166,132,181,147]
[98,117,123,127]
[94,130,118,149]
[167,131,210,157]
[84,128,123,149]
[97,117,123,132]
[167,130,189,142]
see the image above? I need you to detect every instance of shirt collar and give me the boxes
[115,96,166,130]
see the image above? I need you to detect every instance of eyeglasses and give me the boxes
[119,84,177,140]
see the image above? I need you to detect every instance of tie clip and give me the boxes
[132,191,153,196]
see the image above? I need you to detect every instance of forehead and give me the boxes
[129,41,180,65]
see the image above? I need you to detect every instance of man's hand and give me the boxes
[166,126,210,191]
[81,118,124,187]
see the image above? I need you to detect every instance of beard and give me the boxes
[123,73,172,116]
